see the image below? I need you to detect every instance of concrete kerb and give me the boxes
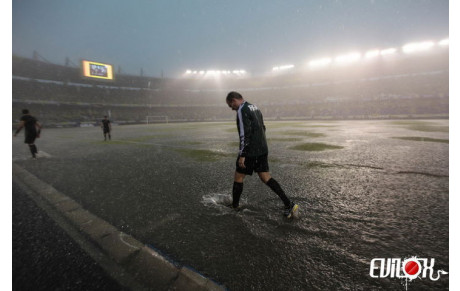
[12,163,227,291]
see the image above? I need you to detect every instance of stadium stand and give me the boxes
[12,49,448,127]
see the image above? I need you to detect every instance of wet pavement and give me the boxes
[12,120,449,290]
[12,181,128,291]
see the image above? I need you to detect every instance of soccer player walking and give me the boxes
[14,109,42,159]
[101,115,112,141]
[226,91,299,218]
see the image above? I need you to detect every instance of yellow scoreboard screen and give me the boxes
[82,60,114,80]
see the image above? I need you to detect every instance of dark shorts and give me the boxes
[103,128,110,134]
[24,134,37,144]
[236,154,269,176]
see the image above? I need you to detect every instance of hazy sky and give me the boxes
[12,0,448,77]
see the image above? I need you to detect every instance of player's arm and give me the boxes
[36,121,42,137]
[260,112,266,132]
[238,107,253,157]
[14,121,25,137]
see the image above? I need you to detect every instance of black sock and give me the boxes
[32,145,38,154]
[232,182,243,208]
[266,178,291,207]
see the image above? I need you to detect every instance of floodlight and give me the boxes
[308,57,332,67]
[402,41,435,53]
[335,52,361,64]
[364,50,380,59]
[185,70,192,74]
[380,48,397,56]
[439,38,449,46]
[273,64,294,71]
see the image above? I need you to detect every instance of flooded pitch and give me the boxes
[13,119,448,290]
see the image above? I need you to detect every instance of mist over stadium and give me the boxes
[12,1,450,290]
[12,0,449,126]
[12,38,448,126]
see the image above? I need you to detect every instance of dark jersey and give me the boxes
[236,101,268,157]
[20,114,38,136]
[102,119,111,130]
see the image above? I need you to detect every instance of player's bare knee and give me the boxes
[234,171,245,183]
[258,172,271,183]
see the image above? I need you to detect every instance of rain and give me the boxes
[11,1,450,290]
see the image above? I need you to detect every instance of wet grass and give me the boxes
[143,123,233,133]
[268,156,281,163]
[406,125,449,133]
[173,148,234,162]
[302,125,337,128]
[278,130,326,138]
[267,137,304,142]
[225,128,238,133]
[225,123,334,133]
[229,138,303,148]
[305,161,338,168]
[90,140,150,146]
[290,143,344,151]
[389,121,449,133]
[390,120,424,125]
[264,122,306,129]
[119,135,172,142]
[392,137,449,143]
[179,122,234,130]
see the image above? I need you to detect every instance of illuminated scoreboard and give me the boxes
[82,60,114,80]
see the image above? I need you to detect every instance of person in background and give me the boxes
[14,109,42,159]
[101,115,112,141]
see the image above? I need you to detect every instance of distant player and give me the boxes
[226,91,299,218]
[14,109,42,159]
[101,116,111,141]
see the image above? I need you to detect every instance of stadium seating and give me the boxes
[12,51,448,127]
